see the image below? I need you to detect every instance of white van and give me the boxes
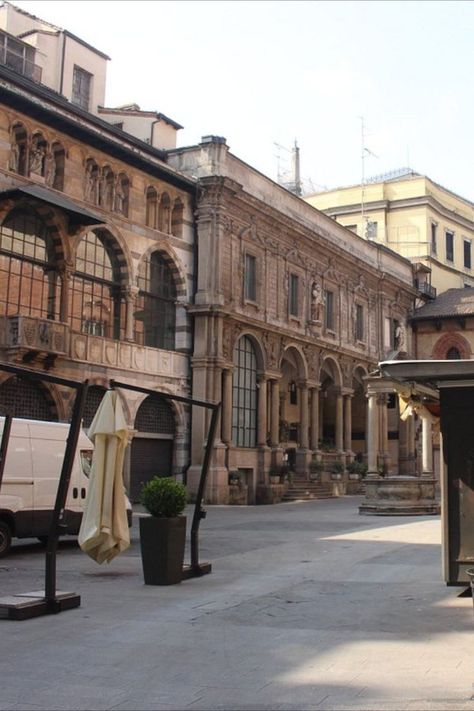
[0,417,130,557]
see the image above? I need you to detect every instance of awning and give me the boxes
[0,184,104,227]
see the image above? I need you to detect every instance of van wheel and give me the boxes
[0,521,12,558]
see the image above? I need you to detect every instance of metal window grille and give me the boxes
[0,209,59,320]
[0,376,57,420]
[71,232,124,340]
[82,385,107,428]
[135,252,176,349]
[135,395,175,434]
[232,336,257,448]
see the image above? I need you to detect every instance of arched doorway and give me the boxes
[0,376,58,421]
[130,394,175,502]
[319,358,341,450]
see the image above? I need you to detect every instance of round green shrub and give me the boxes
[140,477,188,518]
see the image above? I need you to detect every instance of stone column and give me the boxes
[221,367,233,445]
[299,382,309,450]
[421,414,433,478]
[367,391,380,478]
[124,285,139,342]
[310,386,319,451]
[270,379,280,448]
[58,261,73,323]
[343,393,353,455]
[335,390,344,452]
[408,414,417,475]
[257,374,268,447]
[398,416,410,476]
[379,393,390,474]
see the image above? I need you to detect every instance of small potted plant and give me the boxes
[139,476,188,586]
[309,458,324,481]
[330,461,345,480]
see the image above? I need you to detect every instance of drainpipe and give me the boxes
[59,32,67,95]
[150,118,160,148]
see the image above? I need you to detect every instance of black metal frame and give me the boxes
[110,379,220,578]
[0,362,89,618]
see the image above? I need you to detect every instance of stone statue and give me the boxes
[114,178,125,213]
[9,141,19,173]
[84,163,97,202]
[44,152,56,187]
[311,281,325,322]
[29,142,45,175]
[394,321,406,350]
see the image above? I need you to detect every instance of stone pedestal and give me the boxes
[359,476,440,516]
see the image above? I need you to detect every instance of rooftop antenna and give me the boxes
[359,116,378,238]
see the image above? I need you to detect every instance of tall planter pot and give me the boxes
[139,515,186,585]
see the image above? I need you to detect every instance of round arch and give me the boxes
[432,332,471,360]
[1,199,68,264]
[0,375,59,421]
[236,331,266,372]
[137,243,187,299]
[280,344,308,380]
[72,225,132,285]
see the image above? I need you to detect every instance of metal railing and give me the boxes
[0,34,42,83]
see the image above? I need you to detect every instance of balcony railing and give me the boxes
[0,35,42,83]
[0,315,68,354]
[415,280,437,299]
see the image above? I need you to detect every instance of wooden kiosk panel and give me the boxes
[440,386,474,585]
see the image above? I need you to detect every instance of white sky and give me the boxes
[13,0,474,200]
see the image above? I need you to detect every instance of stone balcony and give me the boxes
[0,315,189,378]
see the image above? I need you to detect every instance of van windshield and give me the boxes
[80,450,93,477]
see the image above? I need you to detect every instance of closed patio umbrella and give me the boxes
[79,389,131,563]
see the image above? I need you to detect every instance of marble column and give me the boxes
[421,414,433,477]
[398,416,410,476]
[270,379,280,448]
[367,391,380,478]
[59,262,73,324]
[124,285,139,342]
[335,391,344,452]
[299,382,309,450]
[221,367,233,445]
[310,386,319,451]
[379,393,390,474]
[257,375,268,447]
[343,393,353,455]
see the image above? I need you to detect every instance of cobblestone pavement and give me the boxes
[0,496,473,711]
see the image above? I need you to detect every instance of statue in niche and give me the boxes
[114,178,125,213]
[310,280,325,323]
[394,321,406,350]
[44,152,56,187]
[9,141,19,173]
[29,141,45,175]
[84,163,97,202]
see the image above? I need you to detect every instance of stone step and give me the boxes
[282,481,334,502]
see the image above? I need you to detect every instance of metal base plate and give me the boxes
[0,591,80,620]
[181,562,212,580]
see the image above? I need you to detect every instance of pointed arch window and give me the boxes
[232,336,257,447]
[135,252,176,350]
[70,230,125,340]
[0,207,60,320]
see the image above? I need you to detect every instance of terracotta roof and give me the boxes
[411,288,474,321]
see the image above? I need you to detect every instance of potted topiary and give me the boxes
[309,458,324,481]
[330,461,345,480]
[139,476,188,586]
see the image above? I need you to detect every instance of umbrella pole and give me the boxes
[190,403,220,572]
[45,380,89,610]
[0,413,12,492]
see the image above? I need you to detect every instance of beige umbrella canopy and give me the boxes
[79,390,131,564]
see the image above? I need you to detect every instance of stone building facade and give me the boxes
[168,137,417,504]
[0,62,196,500]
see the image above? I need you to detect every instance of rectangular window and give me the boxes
[289,274,299,316]
[325,290,334,330]
[431,223,437,254]
[464,239,471,270]
[72,65,92,110]
[446,231,454,262]
[355,304,364,341]
[366,221,378,239]
[244,253,257,301]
